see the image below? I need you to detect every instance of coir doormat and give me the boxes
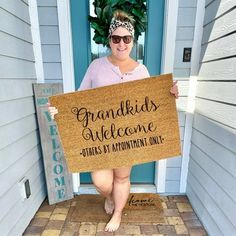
[49,74,181,173]
[71,193,164,223]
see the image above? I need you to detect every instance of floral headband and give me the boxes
[108,18,135,37]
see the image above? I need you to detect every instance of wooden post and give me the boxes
[33,83,74,205]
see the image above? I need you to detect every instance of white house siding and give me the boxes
[187,0,236,235]
[0,0,46,235]
[37,0,63,83]
[166,0,197,194]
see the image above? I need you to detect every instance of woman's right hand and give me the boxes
[47,103,58,120]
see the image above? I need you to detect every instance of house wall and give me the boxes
[37,0,62,83]
[187,0,236,235]
[165,0,197,193]
[0,0,46,235]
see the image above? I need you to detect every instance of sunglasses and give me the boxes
[110,35,133,44]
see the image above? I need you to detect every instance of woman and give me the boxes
[49,10,178,232]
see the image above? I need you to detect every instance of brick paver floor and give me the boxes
[23,195,207,236]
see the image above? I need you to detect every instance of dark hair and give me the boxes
[112,10,135,26]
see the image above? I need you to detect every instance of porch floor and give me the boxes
[23,195,207,236]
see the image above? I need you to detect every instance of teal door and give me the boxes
[70,0,164,184]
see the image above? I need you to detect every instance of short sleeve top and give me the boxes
[79,56,150,90]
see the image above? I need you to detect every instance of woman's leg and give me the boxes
[91,169,114,214]
[105,166,132,232]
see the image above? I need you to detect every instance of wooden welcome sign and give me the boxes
[49,74,181,172]
[33,84,73,204]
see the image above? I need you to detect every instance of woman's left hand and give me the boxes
[170,81,179,99]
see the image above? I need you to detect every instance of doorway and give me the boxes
[70,0,165,184]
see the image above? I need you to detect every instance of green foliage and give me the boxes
[89,0,147,46]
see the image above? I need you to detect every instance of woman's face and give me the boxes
[109,26,134,61]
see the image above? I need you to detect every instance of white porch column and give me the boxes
[179,0,205,193]
[29,0,45,83]
[156,0,179,193]
[57,0,79,192]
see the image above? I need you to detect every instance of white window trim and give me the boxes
[57,0,75,93]
[157,0,179,193]
[179,0,205,193]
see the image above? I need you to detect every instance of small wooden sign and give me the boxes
[49,74,181,173]
[33,84,74,205]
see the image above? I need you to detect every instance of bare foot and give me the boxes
[105,211,122,232]
[104,197,114,215]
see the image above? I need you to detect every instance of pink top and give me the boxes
[79,56,150,90]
